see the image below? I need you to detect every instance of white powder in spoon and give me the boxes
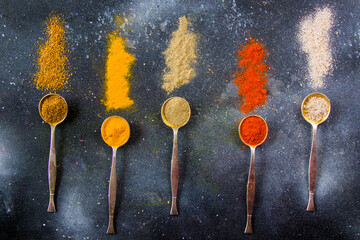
[303,96,330,122]
[299,7,334,89]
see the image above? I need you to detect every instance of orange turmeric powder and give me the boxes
[34,12,69,91]
[103,30,135,110]
[101,116,130,147]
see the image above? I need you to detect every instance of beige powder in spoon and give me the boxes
[162,97,190,127]
[303,96,330,122]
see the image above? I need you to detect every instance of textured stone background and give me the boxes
[0,0,359,239]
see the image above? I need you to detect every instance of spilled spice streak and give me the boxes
[103,31,135,110]
[34,13,70,91]
[299,7,333,89]
[162,16,197,93]
[233,38,269,114]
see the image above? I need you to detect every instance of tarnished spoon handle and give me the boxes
[307,125,317,212]
[170,128,179,216]
[245,147,256,234]
[107,147,117,234]
[47,124,57,212]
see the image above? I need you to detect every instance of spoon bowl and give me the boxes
[161,97,191,129]
[301,93,331,126]
[101,116,130,148]
[239,115,268,148]
[39,93,68,126]
[161,97,191,216]
[301,93,330,212]
[38,93,68,212]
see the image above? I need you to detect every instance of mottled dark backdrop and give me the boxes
[0,0,359,239]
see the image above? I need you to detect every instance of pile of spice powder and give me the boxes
[233,38,269,114]
[103,29,135,110]
[303,96,330,122]
[40,95,67,125]
[34,13,69,91]
[162,16,197,93]
[299,7,333,89]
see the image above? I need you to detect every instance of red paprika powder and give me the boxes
[239,115,267,146]
[233,38,269,114]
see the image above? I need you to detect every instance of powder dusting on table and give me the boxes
[103,16,135,111]
[303,96,330,122]
[233,38,269,114]
[163,97,190,127]
[34,13,70,91]
[162,16,198,93]
[299,7,334,89]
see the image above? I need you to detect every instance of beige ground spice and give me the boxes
[303,96,330,122]
[299,7,333,89]
[162,16,197,93]
[40,95,67,125]
[162,97,190,127]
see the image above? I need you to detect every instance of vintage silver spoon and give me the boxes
[161,97,191,215]
[39,93,68,212]
[301,93,330,211]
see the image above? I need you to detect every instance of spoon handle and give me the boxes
[245,146,256,234]
[307,125,317,211]
[170,128,179,215]
[47,124,57,212]
[107,147,117,234]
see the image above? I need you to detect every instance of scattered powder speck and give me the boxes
[162,16,198,93]
[299,7,334,89]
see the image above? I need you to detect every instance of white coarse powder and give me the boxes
[303,96,330,122]
[299,7,334,89]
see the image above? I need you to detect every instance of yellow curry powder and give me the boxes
[103,30,135,110]
[34,13,70,91]
[102,117,130,147]
[39,95,67,125]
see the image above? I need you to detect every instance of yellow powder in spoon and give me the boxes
[162,97,190,127]
[39,95,67,125]
[102,117,130,147]
[162,16,198,93]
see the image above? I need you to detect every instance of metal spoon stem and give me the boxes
[107,147,118,234]
[47,124,57,212]
[307,124,317,211]
[245,146,256,234]
[170,128,179,215]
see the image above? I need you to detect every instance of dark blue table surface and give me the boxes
[0,0,359,239]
